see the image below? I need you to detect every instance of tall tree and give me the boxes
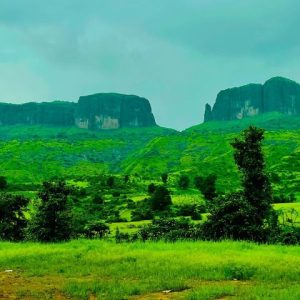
[231,126,273,225]
[28,180,73,242]
[203,126,278,241]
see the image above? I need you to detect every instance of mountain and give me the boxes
[0,93,156,129]
[204,77,300,122]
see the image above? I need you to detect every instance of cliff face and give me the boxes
[0,93,156,129]
[75,93,156,130]
[204,77,300,122]
[0,102,76,126]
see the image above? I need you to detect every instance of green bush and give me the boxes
[83,221,110,239]
[0,193,29,241]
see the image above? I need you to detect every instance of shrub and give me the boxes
[178,175,189,189]
[176,204,204,220]
[92,194,104,204]
[148,183,156,194]
[161,173,168,184]
[138,218,203,241]
[0,194,29,241]
[83,221,110,239]
[0,176,7,190]
[150,186,172,211]
[107,176,115,188]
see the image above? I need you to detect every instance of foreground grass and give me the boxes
[0,240,299,299]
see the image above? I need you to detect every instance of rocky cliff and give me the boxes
[75,93,156,129]
[204,77,300,122]
[0,93,156,129]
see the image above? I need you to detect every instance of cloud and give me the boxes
[0,0,300,129]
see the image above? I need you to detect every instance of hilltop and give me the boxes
[204,76,300,122]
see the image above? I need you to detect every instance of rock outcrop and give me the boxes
[204,77,300,122]
[75,93,156,130]
[0,93,156,129]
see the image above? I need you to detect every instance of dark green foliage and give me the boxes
[274,227,300,245]
[0,194,29,241]
[115,227,138,243]
[178,175,189,189]
[176,204,204,220]
[147,183,156,194]
[231,126,273,215]
[92,194,104,205]
[203,192,267,240]
[0,176,7,190]
[194,176,204,190]
[28,180,73,242]
[131,198,154,221]
[150,186,172,211]
[107,176,115,188]
[204,126,278,242]
[195,174,217,200]
[138,218,203,241]
[124,174,130,184]
[273,193,296,203]
[161,173,168,184]
[83,221,110,239]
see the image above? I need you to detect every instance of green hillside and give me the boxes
[0,125,176,184]
[0,113,299,199]
[124,113,300,196]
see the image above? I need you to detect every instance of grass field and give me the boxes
[0,240,299,300]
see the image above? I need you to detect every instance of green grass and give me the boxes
[0,240,299,299]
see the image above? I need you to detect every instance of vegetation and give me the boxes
[178,174,190,189]
[0,193,29,241]
[0,115,300,298]
[28,181,73,242]
[204,127,279,242]
[0,240,299,299]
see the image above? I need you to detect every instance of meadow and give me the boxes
[1,240,300,300]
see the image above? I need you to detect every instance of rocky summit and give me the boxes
[0,93,156,129]
[204,77,300,122]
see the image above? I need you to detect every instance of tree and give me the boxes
[231,126,274,224]
[178,175,189,189]
[0,176,7,190]
[150,186,172,211]
[204,126,278,242]
[195,174,217,201]
[28,180,73,242]
[161,173,168,184]
[0,194,29,241]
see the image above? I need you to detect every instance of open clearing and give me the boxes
[0,240,299,299]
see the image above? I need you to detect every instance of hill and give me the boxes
[124,113,300,197]
[0,112,299,199]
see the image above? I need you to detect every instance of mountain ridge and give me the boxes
[204,76,300,122]
[0,93,156,130]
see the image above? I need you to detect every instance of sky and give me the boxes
[0,0,300,130]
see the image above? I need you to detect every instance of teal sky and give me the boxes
[0,0,300,130]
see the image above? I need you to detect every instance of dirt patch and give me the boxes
[0,271,70,300]
[129,280,250,300]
